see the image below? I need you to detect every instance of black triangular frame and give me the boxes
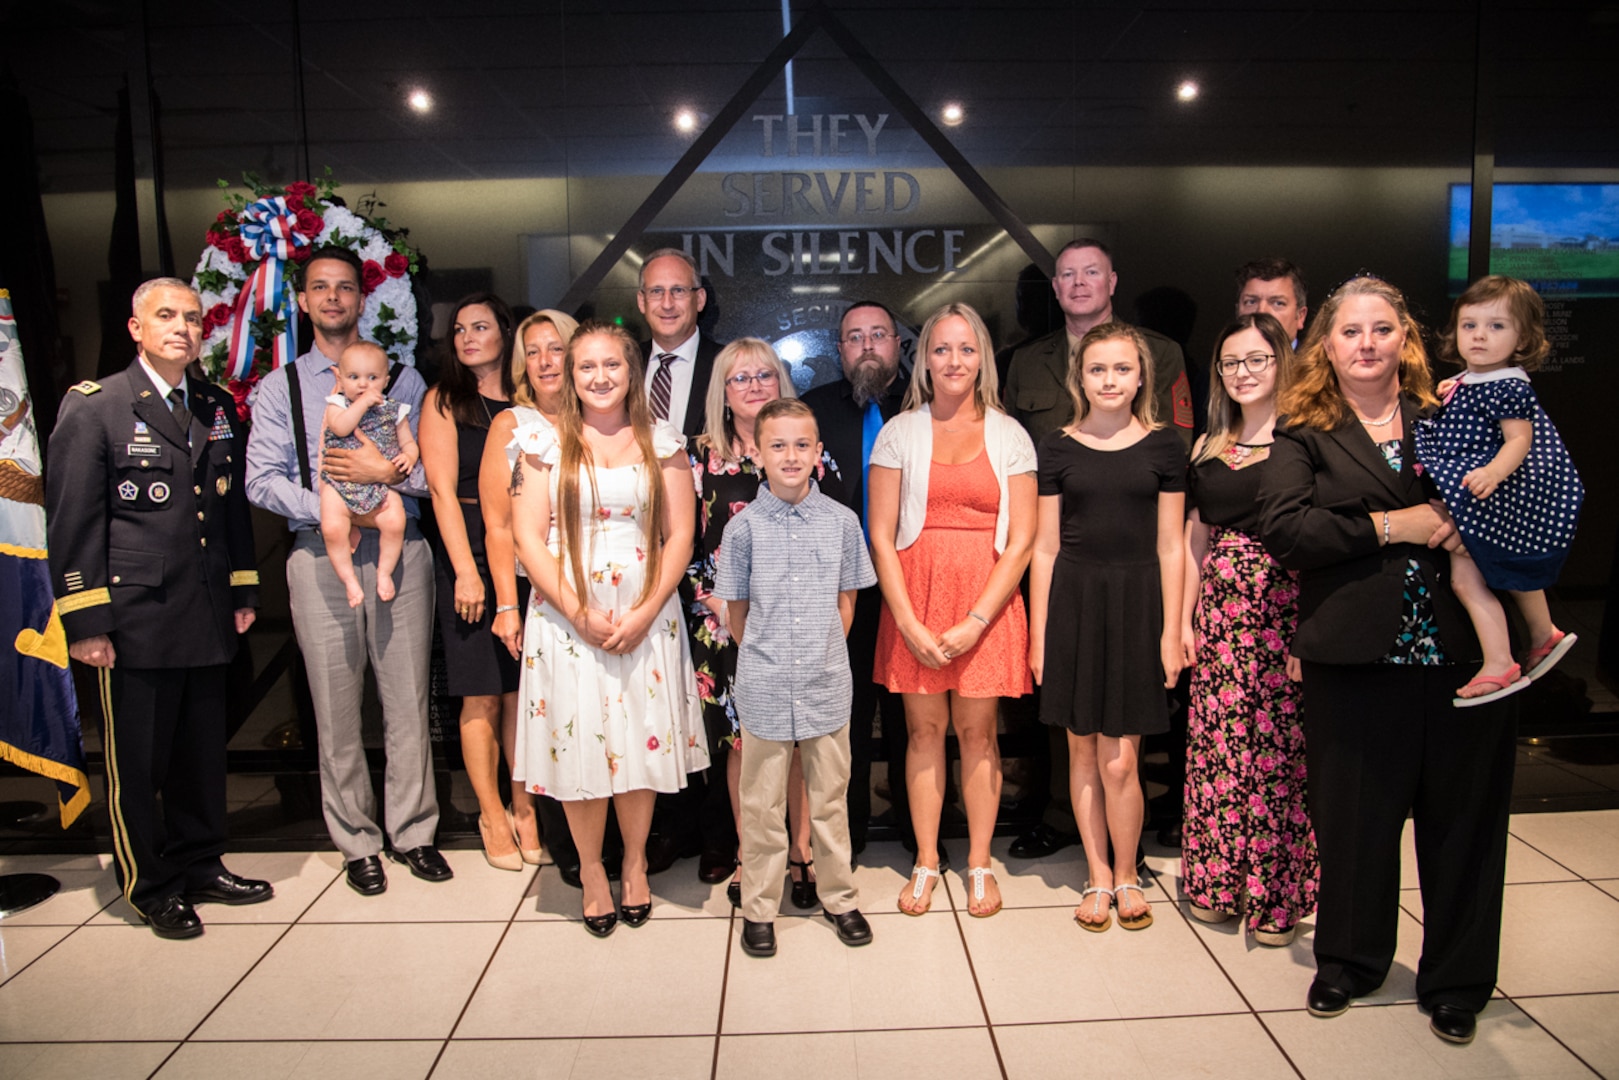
[556,1,1054,314]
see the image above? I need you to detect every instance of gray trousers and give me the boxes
[288,528,439,860]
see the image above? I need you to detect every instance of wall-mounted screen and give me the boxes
[1450,183,1619,297]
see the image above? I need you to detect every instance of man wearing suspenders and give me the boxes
[245,246,449,895]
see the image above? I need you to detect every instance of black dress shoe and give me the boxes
[727,877,742,909]
[557,863,583,889]
[1009,823,1076,860]
[698,849,738,884]
[1429,1004,1477,1045]
[644,833,681,875]
[620,900,652,928]
[583,909,618,938]
[1156,821,1184,848]
[1306,978,1351,1018]
[823,908,873,947]
[346,856,387,896]
[185,871,274,906]
[740,919,777,957]
[142,894,203,940]
[388,845,453,882]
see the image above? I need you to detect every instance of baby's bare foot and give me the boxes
[377,574,396,602]
[345,582,365,608]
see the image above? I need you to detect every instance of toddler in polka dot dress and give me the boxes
[1413,275,1584,707]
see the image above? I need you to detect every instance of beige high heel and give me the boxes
[479,813,522,871]
[511,808,545,866]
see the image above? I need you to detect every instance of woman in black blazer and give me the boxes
[1259,275,1517,1047]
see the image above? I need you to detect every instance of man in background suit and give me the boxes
[638,248,721,441]
[637,247,729,879]
[47,277,268,939]
[801,300,914,858]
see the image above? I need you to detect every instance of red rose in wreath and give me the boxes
[294,208,323,238]
[290,244,313,263]
[361,259,387,294]
[205,230,229,251]
[205,303,231,333]
[383,252,410,278]
[285,181,318,204]
[227,378,253,422]
[224,237,249,264]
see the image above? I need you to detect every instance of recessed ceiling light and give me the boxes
[941,102,965,126]
[1176,80,1199,103]
[407,88,433,112]
[674,109,698,133]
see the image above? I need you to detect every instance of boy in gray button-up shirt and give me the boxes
[715,399,877,957]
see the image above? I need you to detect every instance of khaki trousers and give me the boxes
[740,724,859,924]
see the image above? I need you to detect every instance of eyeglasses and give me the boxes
[725,369,780,389]
[842,329,891,348]
[1217,353,1275,377]
[640,285,696,302]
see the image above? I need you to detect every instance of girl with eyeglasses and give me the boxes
[683,338,845,908]
[1179,313,1317,946]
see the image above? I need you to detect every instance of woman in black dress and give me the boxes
[1028,322,1186,933]
[421,293,522,870]
[1258,275,1517,1045]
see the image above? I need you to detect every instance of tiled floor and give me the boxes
[2,812,1617,1079]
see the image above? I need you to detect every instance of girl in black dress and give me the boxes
[1028,322,1186,933]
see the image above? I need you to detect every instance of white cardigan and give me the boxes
[868,405,1037,554]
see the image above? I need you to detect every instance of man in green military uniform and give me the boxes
[46,277,268,939]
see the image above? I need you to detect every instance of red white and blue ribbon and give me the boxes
[226,197,311,381]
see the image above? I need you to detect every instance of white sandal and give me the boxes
[965,866,1002,918]
[1075,885,1112,932]
[899,865,941,916]
[1114,882,1154,930]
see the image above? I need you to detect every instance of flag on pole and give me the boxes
[0,288,89,826]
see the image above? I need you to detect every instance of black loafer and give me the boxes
[740,918,777,957]
[387,845,453,882]
[1429,1004,1477,1045]
[556,863,583,889]
[1009,823,1075,860]
[185,871,273,906]
[644,833,681,875]
[346,855,387,896]
[142,894,203,940]
[1306,978,1351,1018]
[823,908,873,947]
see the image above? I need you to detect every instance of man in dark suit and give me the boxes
[636,247,727,878]
[1236,256,1309,347]
[801,300,913,857]
[47,277,269,939]
[1001,238,1194,859]
[637,248,721,441]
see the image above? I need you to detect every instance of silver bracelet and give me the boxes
[1382,512,1391,546]
[495,604,519,614]
[967,609,991,627]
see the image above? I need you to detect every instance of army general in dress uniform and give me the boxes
[46,277,271,939]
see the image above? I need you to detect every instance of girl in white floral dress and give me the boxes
[510,322,708,936]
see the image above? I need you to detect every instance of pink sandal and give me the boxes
[1453,663,1529,708]
[1524,630,1577,682]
